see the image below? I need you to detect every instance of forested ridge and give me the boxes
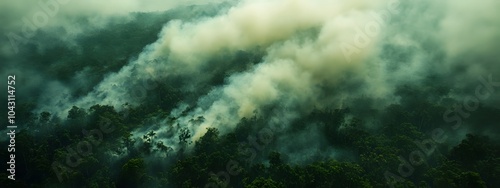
[1,82,500,187]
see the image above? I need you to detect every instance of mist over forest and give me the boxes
[1,0,500,187]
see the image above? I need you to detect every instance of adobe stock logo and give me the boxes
[384,74,500,188]
[341,0,400,63]
[5,0,71,54]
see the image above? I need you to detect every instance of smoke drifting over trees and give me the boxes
[1,0,500,187]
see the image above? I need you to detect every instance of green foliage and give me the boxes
[2,65,499,188]
[244,177,284,188]
[425,161,487,188]
[118,158,147,187]
[68,106,87,120]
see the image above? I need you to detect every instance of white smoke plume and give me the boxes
[9,0,499,151]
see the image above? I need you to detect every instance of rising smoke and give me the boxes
[2,0,500,162]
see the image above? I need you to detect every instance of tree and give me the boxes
[178,127,191,144]
[450,134,494,167]
[194,128,219,154]
[245,177,284,188]
[40,111,51,124]
[425,160,486,188]
[68,106,87,120]
[269,152,282,167]
[118,158,146,187]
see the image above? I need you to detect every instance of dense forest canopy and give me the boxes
[1,0,500,187]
